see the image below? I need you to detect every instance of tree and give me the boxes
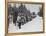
[38,8,43,17]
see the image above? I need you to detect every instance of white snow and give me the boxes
[18,15,43,32]
[8,15,43,33]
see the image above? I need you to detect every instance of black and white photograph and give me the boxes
[8,3,44,33]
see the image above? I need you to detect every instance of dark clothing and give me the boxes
[26,16,28,22]
[18,22,21,29]
[13,12,18,26]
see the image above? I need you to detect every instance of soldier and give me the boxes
[13,12,18,26]
[26,15,28,22]
[17,14,22,29]
[21,15,25,25]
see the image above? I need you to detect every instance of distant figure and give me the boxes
[13,12,18,26]
[26,15,28,22]
[28,16,32,21]
[31,12,36,19]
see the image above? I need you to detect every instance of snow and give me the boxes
[8,15,43,33]
[18,15,43,32]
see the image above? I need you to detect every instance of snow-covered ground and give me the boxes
[8,15,43,33]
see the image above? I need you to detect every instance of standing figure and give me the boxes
[17,15,21,29]
[13,12,18,26]
[21,15,25,25]
[26,15,28,22]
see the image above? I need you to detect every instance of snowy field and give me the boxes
[8,15,43,33]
